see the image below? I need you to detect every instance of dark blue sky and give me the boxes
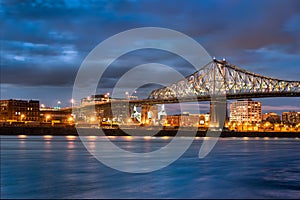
[1,0,300,112]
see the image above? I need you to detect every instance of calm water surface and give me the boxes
[1,135,300,199]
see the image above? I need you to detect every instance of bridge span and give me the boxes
[74,59,300,128]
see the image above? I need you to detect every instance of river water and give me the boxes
[1,135,300,198]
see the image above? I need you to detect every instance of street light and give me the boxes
[57,101,61,108]
[70,99,75,107]
[46,115,51,122]
[20,114,25,121]
[106,93,110,101]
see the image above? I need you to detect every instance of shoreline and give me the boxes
[0,126,299,138]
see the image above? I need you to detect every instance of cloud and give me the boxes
[1,0,300,107]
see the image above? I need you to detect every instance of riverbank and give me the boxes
[0,126,299,137]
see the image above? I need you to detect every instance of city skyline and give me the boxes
[1,0,300,111]
[2,1,300,199]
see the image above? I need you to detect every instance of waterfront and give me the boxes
[1,136,300,198]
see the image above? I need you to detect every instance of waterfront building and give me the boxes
[0,99,40,122]
[229,99,262,123]
[282,111,300,125]
[199,114,210,127]
[262,112,281,123]
[40,107,73,124]
[76,94,133,125]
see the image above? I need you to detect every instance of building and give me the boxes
[262,112,281,123]
[229,99,262,123]
[40,107,73,124]
[81,94,110,106]
[282,111,300,125]
[0,99,40,122]
[162,113,200,127]
[199,113,210,126]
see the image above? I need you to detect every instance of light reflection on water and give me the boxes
[1,135,300,199]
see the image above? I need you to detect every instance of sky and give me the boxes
[1,0,300,113]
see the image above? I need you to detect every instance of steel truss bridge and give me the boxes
[147,59,300,102]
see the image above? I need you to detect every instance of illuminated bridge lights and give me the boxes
[148,59,300,101]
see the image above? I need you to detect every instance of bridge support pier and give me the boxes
[209,99,227,129]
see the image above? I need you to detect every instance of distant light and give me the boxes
[90,116,96,122]
[68,116,74,122]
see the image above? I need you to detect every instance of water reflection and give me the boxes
[125,136,133,140]
[66,135,76,141]
[162,136,170,140]
[88,136,97,141]
[143,136,152,140]
[88,141,96,150]
[1,136,300,199]
[18,135,27,139]
[68,141,75,149]
[43,135,53,140]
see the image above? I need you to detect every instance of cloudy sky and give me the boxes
[1,0,300,113]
